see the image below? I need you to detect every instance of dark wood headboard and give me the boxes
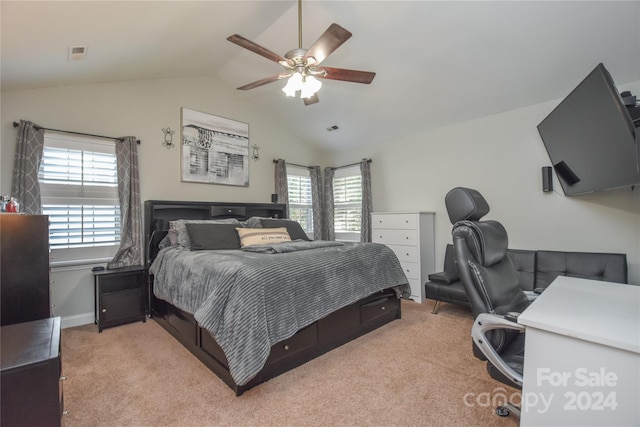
[144,200,287,266]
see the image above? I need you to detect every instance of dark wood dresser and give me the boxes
[0,214,51,326]
[1,316,64,426]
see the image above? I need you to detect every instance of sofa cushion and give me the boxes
[425,280,470,306]
[536,250,627,289]
[507,249,536,291]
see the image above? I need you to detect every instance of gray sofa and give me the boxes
[425,244,628,313]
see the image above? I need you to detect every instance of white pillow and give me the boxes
[236,227,291,247]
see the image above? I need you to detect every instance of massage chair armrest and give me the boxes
[523,287,546,302]
[471,312,525,387]
[523,291,538,302]
[428,270,458,284]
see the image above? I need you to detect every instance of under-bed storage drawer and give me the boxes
[166,306,197,345]
[318,301,360,342]
[267,323,318,361]
[360,294,400,325]
[200,330,229,368]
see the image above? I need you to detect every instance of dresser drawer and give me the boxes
[386,244,419,263]
[371,214,417,230]
[372,230,418,246]
[400,261,419,280]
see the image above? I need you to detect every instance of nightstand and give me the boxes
[93,265,147,332]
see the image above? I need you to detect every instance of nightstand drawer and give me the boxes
[371,214,417,230]
[372,230,418,246]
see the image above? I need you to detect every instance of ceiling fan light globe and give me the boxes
[300,75,322,98]
[282,72,303,97]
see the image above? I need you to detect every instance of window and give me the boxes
[39,132,121,257]
[286,166,313,235]
[333,165,362,241]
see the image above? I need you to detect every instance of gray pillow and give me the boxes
[184,223,242,250]
[171,218,240,249]
[260,218,310,241]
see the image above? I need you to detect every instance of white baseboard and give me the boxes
[61,312,95,329]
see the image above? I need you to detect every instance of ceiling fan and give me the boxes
[227,0,376,105]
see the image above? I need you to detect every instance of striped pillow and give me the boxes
[236,227,291,247]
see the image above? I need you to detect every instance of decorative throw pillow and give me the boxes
[171,218,241,249]
[243,216,267,228]
[260,218,311,241]
[236,227,291,247]
[158,234,173,249]
[185,223,242,250]
[167,229,179,246]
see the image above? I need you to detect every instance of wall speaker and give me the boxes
[553,161,580,185]
[271,193,278,203]
[542,166,553,192]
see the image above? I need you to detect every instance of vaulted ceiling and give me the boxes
[2,1,639,152]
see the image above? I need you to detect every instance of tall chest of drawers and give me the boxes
[371,212,435,303]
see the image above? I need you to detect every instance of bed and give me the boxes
[145,200,410,396]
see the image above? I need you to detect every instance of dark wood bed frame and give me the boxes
[144,200,402,396]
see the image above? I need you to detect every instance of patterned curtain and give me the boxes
[274,159,289,208]
[360,159,372,242]
[108,136,143,268]
[11,120,45,214]
[323,167,335,241]
[309,166,323,240]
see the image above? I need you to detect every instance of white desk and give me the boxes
[518,276,640,426]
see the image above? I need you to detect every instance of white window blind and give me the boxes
[333,165,362,240]
[286,166,313,234]
[39,132,121,250]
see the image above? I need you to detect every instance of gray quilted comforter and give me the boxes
[149,241,410,386]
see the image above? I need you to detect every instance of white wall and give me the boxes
[1,76,326,200]
[1,76,326,326]
[329,81,640,285]
[2,76,639,327]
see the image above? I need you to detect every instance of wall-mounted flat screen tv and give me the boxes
[537,63,639,196]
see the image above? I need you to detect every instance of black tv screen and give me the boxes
[537,63,639,196]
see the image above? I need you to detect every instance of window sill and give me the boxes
[50,257,111,272]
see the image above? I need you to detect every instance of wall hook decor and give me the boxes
[251,144,260,161]
[162,127,175,149]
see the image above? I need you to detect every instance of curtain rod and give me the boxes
[13,121,140,144]
[272,158,371,170]
[272,159,313,169]
[330,159,371,170]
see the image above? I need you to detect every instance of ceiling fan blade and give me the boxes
[303,23,352,66]
[317,67,376,84]
[227,34,288,64]
[303,94,319,106]
[237,74,283,90]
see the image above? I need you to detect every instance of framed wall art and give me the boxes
[181,108,249,186]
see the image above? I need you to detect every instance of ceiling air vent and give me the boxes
[68,46,87,61]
